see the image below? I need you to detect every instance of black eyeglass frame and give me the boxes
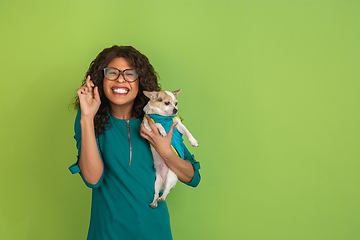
[103,67,139,83]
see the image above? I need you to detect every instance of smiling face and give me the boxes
[103,57,139,118]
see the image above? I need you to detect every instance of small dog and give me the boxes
[143,88,198,208]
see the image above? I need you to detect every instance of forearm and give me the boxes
[163,151,194,183]
[79,117,104,185]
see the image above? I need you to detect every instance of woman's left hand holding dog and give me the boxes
[140,115,177,159]
[140,115,195,183]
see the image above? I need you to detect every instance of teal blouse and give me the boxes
[69,109,201,240]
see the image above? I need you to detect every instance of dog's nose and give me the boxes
[173,109,178,114]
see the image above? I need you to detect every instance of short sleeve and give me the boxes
[68,109,104,188]
[182,146,201,187]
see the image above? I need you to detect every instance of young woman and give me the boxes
[69,45,201,240]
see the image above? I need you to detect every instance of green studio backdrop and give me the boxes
[1,0,359,239]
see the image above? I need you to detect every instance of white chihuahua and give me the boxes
[143,88,198,208]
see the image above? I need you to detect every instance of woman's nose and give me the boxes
[116,74,126,83]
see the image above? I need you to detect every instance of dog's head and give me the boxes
[143,89,182,116]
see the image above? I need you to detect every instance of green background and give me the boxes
[1,0,359,239]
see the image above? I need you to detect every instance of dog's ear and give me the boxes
[143,91,159,100]
[172,88,183,97]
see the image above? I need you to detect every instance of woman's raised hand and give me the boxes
[77,75,101,119]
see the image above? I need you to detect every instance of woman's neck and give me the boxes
[109,103,134,120]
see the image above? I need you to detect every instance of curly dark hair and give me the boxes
[74,45,161,136]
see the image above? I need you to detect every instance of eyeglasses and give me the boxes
[103,67,138,82]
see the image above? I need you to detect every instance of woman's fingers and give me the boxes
[93,86,100,102]
[77,86,86,95]
[140,122,153,143]
[141,116,179,149]
[85,75,92,85]
[78,75,97,97]
[146,115,160,133]
[85,76,94,93]
[77,86,89,95]
[142,115,178,139]
[140,120,153,136]
[167,122,178,140]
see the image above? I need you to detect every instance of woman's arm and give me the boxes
[77,76,103,185]
[140,115,195,183]
[78,117,104,185]
[161,150,195,183]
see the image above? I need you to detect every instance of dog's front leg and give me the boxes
[143,118,152,132]
[144,119,167,137]
[174,118,198,147]
[154,123,167,137]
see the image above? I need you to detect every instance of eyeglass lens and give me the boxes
[104,67,138,82]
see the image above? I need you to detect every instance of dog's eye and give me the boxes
[164,101,170,106]
[175,102,178,106]
[157,98,162,102]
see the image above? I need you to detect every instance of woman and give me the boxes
[69,45,201,240]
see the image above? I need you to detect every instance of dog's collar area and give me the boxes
[146,114,178,121]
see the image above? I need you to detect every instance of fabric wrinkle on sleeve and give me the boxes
[68,109,104,188]
[182,146,201,188]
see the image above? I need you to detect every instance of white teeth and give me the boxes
[113,88,129,93]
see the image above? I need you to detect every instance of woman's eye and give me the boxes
[165,102,170,106]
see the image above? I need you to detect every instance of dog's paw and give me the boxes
[149,202,158,208]
[189,137,199,147]
[159,129,167,137]
[154,123,167,137]
[157,197,165,202]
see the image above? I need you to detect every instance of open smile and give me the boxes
[111,87,130,94]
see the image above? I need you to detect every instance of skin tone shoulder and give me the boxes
[77,57,194,184]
